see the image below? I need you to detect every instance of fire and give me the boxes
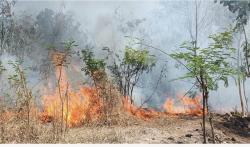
[41,66,205,126]
[40,53,204,127]
[163,93,203,116]
[1,54,205,128]
[122,92,204,120]
[123,96,160,120]
[41,66,103,127]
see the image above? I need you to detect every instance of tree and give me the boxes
[107,46,156,104]
[0,0,15,55]
[35,8,84,48]
[234,32,248,116]
[7,60,34,142]
[217,0,250,116]
[7,13,36,59]
[218,0,250,26]
[35,8,85,78]
[170,30,236,143]
[50,40,77,134]
[80,48,114,123]
[218,0,250,76]
[80,48,106,86]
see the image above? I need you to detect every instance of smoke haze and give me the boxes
[0,0,249,112]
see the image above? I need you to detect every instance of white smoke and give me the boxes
[0,0,248,112]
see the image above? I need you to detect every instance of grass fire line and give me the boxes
[39,66,206,128]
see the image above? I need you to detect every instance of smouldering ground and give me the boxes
[59,116,250,144]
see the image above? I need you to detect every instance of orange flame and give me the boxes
[40,64,205,127]
[163,93,203,116]
[41,66,103,127]
[123,96,160,120]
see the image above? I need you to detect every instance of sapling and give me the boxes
[170,30,237,143]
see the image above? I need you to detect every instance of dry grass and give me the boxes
[58,116,250,144]
[1,112,250,144]
[1,70,249,144]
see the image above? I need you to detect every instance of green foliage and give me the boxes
[7,60,25,86]
[0,61,6,75]
[171,30,237,90]
[80,49,106,76]
[63,40,78,52]
[106,46,156,97]
[62,40,78,60]
[218,0,250,77]
[47,40,78,52]
[124,47,156,72]
[242,41,250,70]
[0,0,15,51]
[218,0,250,25]
[7,60,32,106]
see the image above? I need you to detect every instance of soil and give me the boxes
[2,112,249,143]
[59,115,250,144]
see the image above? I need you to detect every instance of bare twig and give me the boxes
[139,64,167,107]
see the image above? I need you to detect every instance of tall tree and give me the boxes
[218,0,250,115]
[0,0,15,54]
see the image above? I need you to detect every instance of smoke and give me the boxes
[0,0,249,112]
[0,53,17,105]
[0,53,17,76]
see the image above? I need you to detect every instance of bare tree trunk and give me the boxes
[195,0,198,50]
[0,14,4,54]
[18,65,32,142]
[57,65,64,134]
[242,79,249,113]
[237,38,246,116]
[205,93,215,143]
[200,71,207,144]
[202,87,206,143]
[242,25,250,75]
[238,75,245,116]
[65,82,69,132]
[208,112,215,143]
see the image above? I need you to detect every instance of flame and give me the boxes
[41,66,103,127]
[40,54,205,127]
[122,93,204,120]
[41,66,205,126]
[163,93,203,116]
[123,96,160,120]
[0,54,210,127]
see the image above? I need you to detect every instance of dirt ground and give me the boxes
[2,113,249,144]
[59,115,250,144]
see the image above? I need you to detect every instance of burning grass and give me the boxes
[38,65,205,127]
[0,63,207,143]
[163,94,203,116]
[41,86,103,127]
[123,96,160,120]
